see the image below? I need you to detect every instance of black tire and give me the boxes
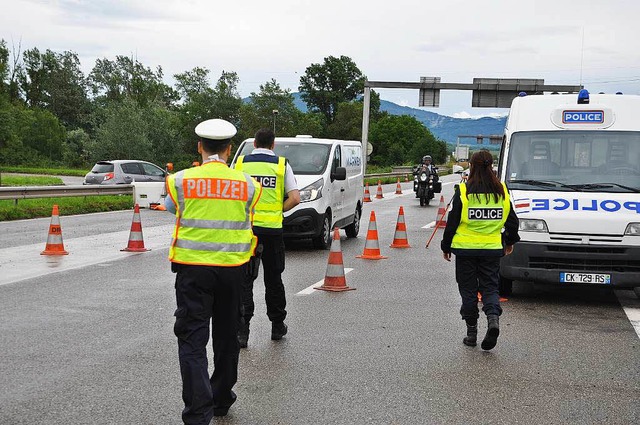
[345,206,361,238]
[420,197,426,207]
[633,287,640,299]
[425,197,431,206]
[499,275,513,297]
[312,213,332,249]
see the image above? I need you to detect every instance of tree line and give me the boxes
[0,40,447,170]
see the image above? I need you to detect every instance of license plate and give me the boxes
[559,272,611,284]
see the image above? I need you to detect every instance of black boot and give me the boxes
[463,319,477,347]
[237,322,250,348]
[271,322,288,340]
[481,314,500,351]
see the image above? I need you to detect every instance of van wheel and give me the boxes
[312,214,332,249]
[499,276,513,297]
[345,207,361,238]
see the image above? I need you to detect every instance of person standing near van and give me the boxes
[165,119,261,422]
[234,128,300,348]
[441,150,520,351]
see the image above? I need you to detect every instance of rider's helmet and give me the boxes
[422,155,432,164]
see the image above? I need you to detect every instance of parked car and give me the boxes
[83,160,167,185]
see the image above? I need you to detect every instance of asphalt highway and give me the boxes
[0,174,638,424]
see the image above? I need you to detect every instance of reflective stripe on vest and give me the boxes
[451,182,510,250]
[235,155,286,229]
[167,162,260,266]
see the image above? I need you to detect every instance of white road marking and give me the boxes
[615,290,640,340]
[296,268,354,295]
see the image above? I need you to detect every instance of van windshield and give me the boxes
[505,131,640,192]
[236,142,331,175]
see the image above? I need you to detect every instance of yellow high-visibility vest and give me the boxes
[167,161,261,266]
[451,182,510,250]
[235,154,286,230]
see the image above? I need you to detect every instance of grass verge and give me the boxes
[0,195,134,221]
[0,166,88,177]
[1,175,64,186]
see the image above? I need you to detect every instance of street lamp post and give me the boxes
[272,109,278,133]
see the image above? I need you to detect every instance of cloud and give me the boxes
[451,111,508,119]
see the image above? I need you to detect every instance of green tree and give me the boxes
[173,68,242,157]
[369,114,446,166]
[20,48,91,129]
[326,101,363,140]
[298,55,366,123]
[63,128,91,167]
[239,79,299,138]
[0,39,23,103]
[88,98,151,161]
[88,56,177,108]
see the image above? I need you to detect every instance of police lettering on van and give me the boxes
[514,197,640,214]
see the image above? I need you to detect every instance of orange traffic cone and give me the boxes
[41,205,69,255]
[395,178,403,195]
[435,195,448,228]
[390,206,411,248]
[363,183,372,203]
[121,204,150,252]
[375,180,384,199]
[357,211,387,260]
[316,228,355,292]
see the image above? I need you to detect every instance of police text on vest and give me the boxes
[468,208,503,220]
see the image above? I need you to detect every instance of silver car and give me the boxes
[83,160,167,185]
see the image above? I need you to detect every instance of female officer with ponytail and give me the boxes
[441,150,520,351]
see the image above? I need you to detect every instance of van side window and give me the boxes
[332,146,341,173]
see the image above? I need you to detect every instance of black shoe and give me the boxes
[237,323,249,348]
[271,322,288,340]
[213,390,236,417]
[463,324,478,347]
[213,407,229,417]
[481,315,500,351]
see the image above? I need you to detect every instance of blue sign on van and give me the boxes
[562,110,604,124]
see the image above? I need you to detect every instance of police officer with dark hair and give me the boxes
[165,119,262,423]
[234,128,300,348]
[441,150,519,351]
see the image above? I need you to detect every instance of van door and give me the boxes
[329,145,345,223]
[342,144,362,217]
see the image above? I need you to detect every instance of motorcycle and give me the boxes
[413,165,441,206]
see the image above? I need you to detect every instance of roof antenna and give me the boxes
[579,27,585,88]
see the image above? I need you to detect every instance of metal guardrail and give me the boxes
[0,169,452,201]
[0,184,134,201]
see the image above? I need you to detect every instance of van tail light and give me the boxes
[104,172,114,181]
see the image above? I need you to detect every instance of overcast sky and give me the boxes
[2,0,639,118]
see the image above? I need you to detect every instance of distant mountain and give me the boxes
[268,93,506,144]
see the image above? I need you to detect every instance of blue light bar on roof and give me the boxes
[577,89,590,104]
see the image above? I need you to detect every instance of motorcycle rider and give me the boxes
[417,155,439,181]
[413,155,440,205]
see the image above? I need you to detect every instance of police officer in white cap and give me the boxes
[165,119,262,422]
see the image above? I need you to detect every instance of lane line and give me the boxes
[296,268,354,295]
[614,290,640,340]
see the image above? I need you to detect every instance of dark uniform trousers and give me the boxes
[242,233,286,325]
[455,256,503,320]
[173,263,246,425]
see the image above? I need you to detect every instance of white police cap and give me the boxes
[195,119,237,141]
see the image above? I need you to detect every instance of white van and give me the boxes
[232,136,364,248]
[498,90,640,296]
